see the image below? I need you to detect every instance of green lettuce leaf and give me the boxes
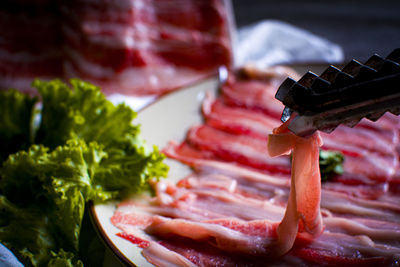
[0,141,99,257]
[0,195,83,267]
[0,79,169,266]
[34,79,140,150]
[92,144,168,200]
[48,249,84,267]
[0,89,37,163]
[319,150,345,181]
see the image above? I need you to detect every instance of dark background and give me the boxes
[231,0,400,63]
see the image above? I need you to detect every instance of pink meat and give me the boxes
[112,164,400,265]
[0,0,233,96]
[268,119,324,254]
[112,69,400,266]
[186,124,290,174]
[321,125,398,156]
[221,74,286,119]
[202,94,281,139]
[201,90,398,184]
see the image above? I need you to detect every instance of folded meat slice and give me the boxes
[268,119,324,255]
[292,234,400,267]
[186,124,290,174]
[321,124,398,156]
[321,190,400,224]
[322,139,398,183]
[202,94,281,138]
[218,66,301,118]
[323,217,400,244]
[142,242,197,267]
[221,75,284,119]
[145,216,281,256]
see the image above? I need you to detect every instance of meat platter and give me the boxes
[91,67,400,266]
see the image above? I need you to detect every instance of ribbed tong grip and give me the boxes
[276,48,400,136]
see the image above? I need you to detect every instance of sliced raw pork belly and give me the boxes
[111,68,400,266]
[0,0,233,95]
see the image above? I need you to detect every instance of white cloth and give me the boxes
[234,20,344,68]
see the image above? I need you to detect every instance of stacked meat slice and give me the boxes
[0,0,233,95]
[112,66,400,266]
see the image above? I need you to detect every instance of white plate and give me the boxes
[89,64,330,266]
[90,77,219,267]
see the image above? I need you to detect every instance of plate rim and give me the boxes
[89,76,219,267]
[89,201,136,267]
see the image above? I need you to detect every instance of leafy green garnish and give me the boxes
[0,195,62,267]
[0,89,37,162]
[319,150,344,181]
[34,79,140,150]
[0,79,168,266]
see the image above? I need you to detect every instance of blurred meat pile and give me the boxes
[0,0,233,95]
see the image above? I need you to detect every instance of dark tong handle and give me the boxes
[275,48,400,136]
[287,87,400,137]
[277,48,400,116]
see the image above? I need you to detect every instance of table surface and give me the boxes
[231,0,400,63]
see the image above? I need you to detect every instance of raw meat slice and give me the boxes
[112,68,400,266]
[268,119,324,255]
[112,165,400,265]
[186,125,290,174]
[221,76,284,119]
[321,125,398,156]
[201,90,398,183]
[202,94,281,138]
[0,0,233,96]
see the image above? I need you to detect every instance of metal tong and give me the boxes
[275,48,400,137]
